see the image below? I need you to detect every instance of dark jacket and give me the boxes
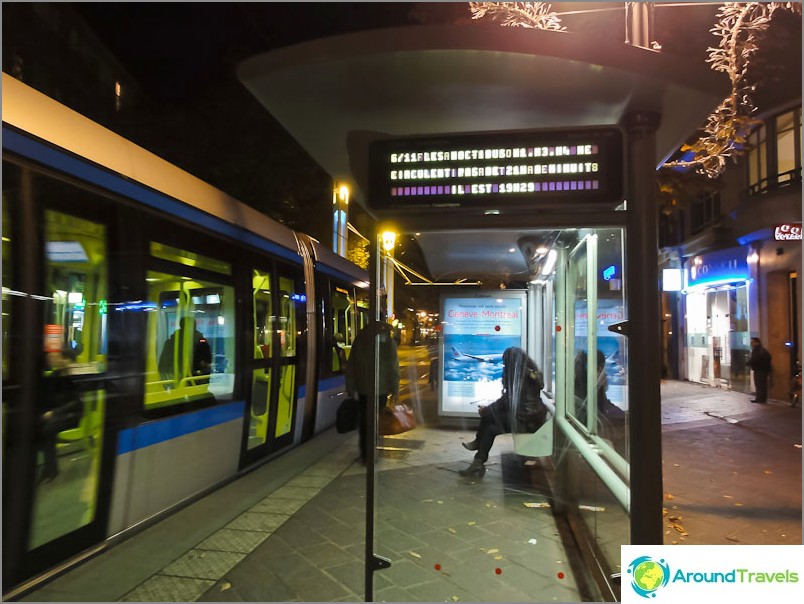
[748,345,772,372]
[483,347,546,434]
[159,327,212,381]
[345,321,400,398]
[39,370,83,436]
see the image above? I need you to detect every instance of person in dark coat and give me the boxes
[459,347,546,477]
[158,317,212,387]
[37,350,83,483]
[748,337,772,403]
[345,320,400,463]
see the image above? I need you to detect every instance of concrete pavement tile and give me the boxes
[251,496,308,515]
[282,569,351,602]
[285,474,333,489]
[119,575,215,602]
[161,549,246,581]
[195,528,270,554]
[273,519,330,548]
[374,557,439,587]
[224,511,288,533]
[323,561,366,594]
[297,540,360,569]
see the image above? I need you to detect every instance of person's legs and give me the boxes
[755,370,769,402]
[474,415,499,463]
[460,415,503,476]
[40,437,58,482]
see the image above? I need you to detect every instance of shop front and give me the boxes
[683,246,752,392]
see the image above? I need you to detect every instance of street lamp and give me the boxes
[379,229,397,321]
[332,183,349,256]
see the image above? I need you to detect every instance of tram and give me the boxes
[1,73,369,592]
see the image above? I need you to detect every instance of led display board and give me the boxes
[368,127,623,211]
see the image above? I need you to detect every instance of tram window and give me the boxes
[44,210,108,372]
[278,274,300,358]
[276,270,302,440]
[253,270,273,359]
[144,269,235,409]
[150,241,232,276]
[355,289,370,336]
[330,285,351,372]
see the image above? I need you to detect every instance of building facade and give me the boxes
[661,102,802,402]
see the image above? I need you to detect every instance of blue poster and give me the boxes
[439,295,526,416]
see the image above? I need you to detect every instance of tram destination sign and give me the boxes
[367,127,623,211]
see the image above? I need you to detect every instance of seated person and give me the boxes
[459,347,546,477]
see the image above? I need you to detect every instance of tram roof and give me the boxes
[238,24,727,281]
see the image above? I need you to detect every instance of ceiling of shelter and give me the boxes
[238,23,727,284]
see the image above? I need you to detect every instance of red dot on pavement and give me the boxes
[434,564,441,571]
[557,572,565,580]
[495,568,502,575]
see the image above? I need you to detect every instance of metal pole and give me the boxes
[623,111,664,544]
[363,232,380,601]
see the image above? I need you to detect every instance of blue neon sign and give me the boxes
[686,247,748,288]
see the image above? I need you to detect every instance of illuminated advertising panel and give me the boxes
[368,127,623,211]
[439,293,526,417]
[686,247,749,289]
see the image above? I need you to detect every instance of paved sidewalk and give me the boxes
[660,380,802,546]
[19,377,802,602]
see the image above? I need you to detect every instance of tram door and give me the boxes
[242,265,303,465]
[369,226,629,602]
[2,164,115,587]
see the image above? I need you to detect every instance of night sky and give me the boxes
[72,2,422,102]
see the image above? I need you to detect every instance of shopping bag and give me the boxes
[336,397,359,433]
[379,396,415,435]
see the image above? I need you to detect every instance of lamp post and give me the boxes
[333,184,349,257]
[381,230,396,322]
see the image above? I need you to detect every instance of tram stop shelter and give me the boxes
[237,23,726,600]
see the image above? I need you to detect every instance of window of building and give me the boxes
[690,191,721,234]
[776,107,801,185]
[747,106,802,195]
[747,124,767,193]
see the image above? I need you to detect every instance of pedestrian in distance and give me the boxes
[345,320,400,463]
[459,347,547,478]
[748,336,772,403]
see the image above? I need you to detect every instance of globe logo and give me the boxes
[627,556,670,598]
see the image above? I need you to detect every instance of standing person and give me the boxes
[158,317,212,386]
[748,337,772,403]
[345,320,400,463]
[459,347,546,477]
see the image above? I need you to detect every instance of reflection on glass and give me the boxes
[278,275,298,358]
[30,209,109,550]
[253,270,272,360]
[249,368,272,449]
[275,364,295,438]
